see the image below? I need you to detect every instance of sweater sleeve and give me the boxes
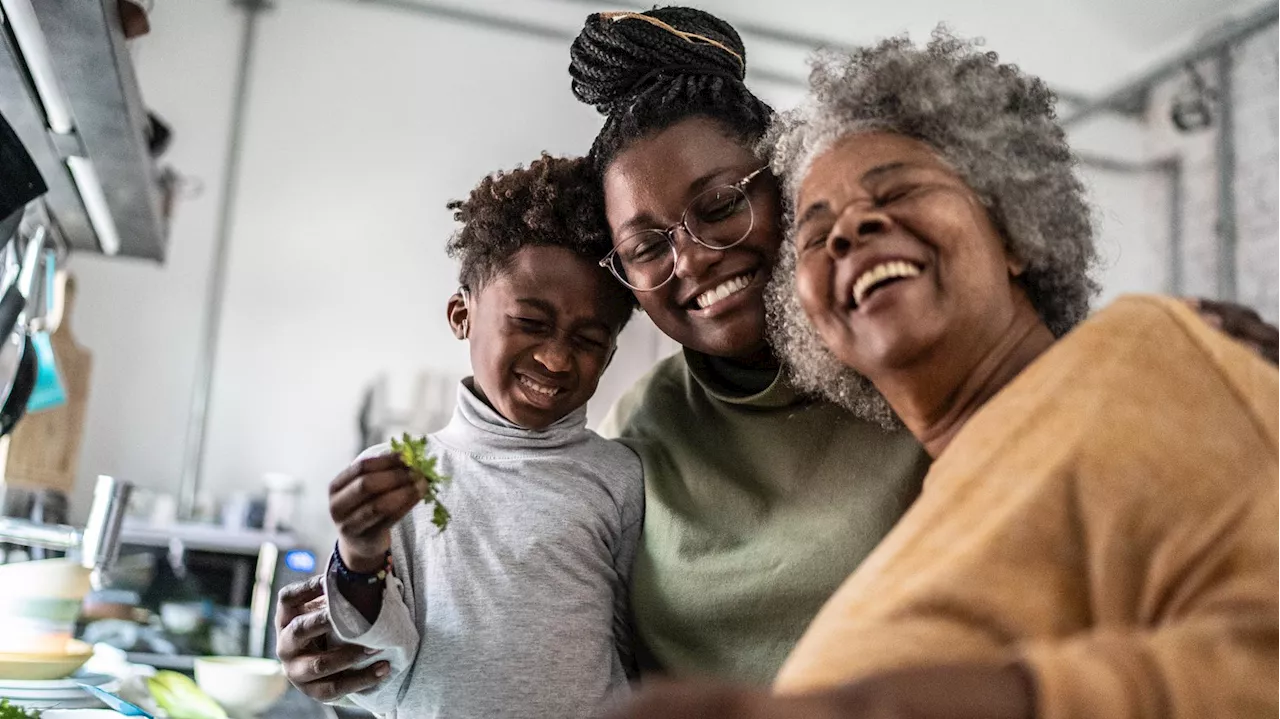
[1019,484,1278,719]
[609,444,646,680]
[323,550,421,714]
[612,513,643,678]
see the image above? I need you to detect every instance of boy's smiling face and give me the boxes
[450,245,626,430]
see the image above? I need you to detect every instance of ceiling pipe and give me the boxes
[1062,2,1276,128]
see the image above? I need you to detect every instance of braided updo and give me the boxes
[569,6,774,174]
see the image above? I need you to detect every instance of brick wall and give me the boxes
[1231,25,1279,322]
[1141,23,1278,321]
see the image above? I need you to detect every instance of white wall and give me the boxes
[1069,116,1162,306]
[66,0,242,521]
[63,0,1273,550]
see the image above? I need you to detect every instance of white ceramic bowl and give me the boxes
[0,559,91,655]
[159,602,204,635]
[0,558,92,598]
[193,656,287,716]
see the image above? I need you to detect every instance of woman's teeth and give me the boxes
[695,274,753,309]
[519,376,561,398]
[852,261,922,308]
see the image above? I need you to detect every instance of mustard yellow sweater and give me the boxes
[775,295,1279,719]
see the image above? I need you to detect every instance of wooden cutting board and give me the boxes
[4,275,91,495]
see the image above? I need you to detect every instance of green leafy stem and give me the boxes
[390,433,452,532]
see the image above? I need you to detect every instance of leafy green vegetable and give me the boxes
[146,670,227,719]
[0,699,40,719]
[391,432,452,532]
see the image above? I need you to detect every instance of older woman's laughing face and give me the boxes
[791,131,1027,379]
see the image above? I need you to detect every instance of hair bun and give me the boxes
[569,6,747,115]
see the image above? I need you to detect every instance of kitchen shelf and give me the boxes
[0,0,167,260]
[120,519,301,556]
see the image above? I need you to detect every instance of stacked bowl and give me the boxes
[0,558,94,680]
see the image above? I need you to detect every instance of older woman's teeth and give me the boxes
[519,376,561,397]
[852,261,922,307]
[696,274,753,309]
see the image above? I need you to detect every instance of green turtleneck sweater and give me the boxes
[598,350,930,685]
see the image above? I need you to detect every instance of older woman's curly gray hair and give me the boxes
[763,29,1098,426]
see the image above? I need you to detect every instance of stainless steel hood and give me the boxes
[0,0,166,261]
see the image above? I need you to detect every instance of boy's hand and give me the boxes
[275,576,390,702]
[329,454,421,573]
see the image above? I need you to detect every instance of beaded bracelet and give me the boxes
[330,541,392,586]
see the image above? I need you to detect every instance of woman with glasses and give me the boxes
[572,8,931,684]
[273,6,1279,702]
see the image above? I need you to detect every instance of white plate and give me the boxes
[0,685,97,695]
[0,672,114,708]
[3,690,102,706]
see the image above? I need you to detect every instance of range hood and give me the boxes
[0,0,166,261]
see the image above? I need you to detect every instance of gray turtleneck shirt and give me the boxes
[325,380,644,719]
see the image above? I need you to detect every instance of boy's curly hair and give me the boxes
[446,153,636,326]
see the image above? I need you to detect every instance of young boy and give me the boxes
[323,154,642,719]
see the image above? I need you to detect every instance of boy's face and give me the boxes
[450,245,622,430]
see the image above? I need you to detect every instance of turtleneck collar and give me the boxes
[683,348,805,409]
[433,378,590,455]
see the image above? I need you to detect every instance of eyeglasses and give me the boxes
[599,166,767,292]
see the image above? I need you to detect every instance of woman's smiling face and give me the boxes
[603,117,784,361]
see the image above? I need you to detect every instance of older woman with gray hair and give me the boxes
[606,30,1277,719]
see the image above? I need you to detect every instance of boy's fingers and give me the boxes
[330,469,415,521]
[329,453,403,494]
[275,576,324,630]
[298,661,391,703]
[343,485,421,536]
[282,606,334,647]
[366,490,426,537]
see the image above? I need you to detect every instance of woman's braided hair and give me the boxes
[569,6,774,175]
